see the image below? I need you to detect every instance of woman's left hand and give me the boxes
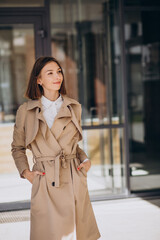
[77,160,91,172]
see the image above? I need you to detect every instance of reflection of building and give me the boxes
[0,0,160,211]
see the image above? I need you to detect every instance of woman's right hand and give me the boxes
[22,169,45,184]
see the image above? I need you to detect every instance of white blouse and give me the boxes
[40,94,89,163]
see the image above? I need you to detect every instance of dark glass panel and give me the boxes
[124,11,160,191]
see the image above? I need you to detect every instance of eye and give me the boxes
[58,70,62,73]
[48,72,53,75]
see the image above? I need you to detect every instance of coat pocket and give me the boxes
[32,173,38,185]
[31,163,38,186]
[31,163,41,200]
[75,156,87,178]
[80,167,87,178]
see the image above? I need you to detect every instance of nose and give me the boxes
[51,71,62,81]
[55,72,61,79]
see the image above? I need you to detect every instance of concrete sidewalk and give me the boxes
[0,197,160,240]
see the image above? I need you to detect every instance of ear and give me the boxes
[37,77,42,85]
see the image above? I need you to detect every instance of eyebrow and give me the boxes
[45,68,61,72]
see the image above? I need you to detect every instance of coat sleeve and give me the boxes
[11,103,30,178]
[76,144,89,163]
[76,103,90,163]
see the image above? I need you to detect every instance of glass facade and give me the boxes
[0,23,35,203]
[0,24,35,122]
[49,0,126,197]
[49,0,124,125]
[124,9,160,191]
[0,0,160,208]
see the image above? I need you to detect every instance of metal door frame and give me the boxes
[0,0,51,58]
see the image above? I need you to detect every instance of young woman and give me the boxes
[11,56,101,240]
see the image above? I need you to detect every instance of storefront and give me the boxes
[0,0,160,211]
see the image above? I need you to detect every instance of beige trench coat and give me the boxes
[11,94,101,240]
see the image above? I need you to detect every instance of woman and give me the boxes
[11,56,101,240]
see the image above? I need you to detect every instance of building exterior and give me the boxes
[0,0,160,211]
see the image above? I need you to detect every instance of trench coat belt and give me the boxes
[34,150,77,188]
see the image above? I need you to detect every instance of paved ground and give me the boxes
[0,196,160,240]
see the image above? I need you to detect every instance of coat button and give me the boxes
[52,182,55,186]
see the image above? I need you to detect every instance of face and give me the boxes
[37,61,63,93]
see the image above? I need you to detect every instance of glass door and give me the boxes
[124,10,160,192]
[49,0,127,198]
[0,16,46,204]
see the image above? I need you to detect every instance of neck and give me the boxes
[43,91,60,101]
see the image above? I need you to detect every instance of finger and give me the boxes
[77,163,84,170]
[35,171,45,176]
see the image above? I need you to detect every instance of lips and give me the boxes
[53,82,61,84]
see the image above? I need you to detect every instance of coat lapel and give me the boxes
[25,100,41,148]
[50,102,72,139]
[25,94,83,148]
[50,94,83,140]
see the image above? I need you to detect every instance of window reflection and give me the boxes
[125,11,160,191]
[78,128,126,196]
[50,0,126,197]
[0,23,35,203]
[50,0,124,127]
[0,24,35,123]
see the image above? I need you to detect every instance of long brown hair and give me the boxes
[25,56,67,100]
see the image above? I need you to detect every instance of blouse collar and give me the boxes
[41,93,63,109]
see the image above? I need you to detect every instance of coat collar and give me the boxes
[24,94,82,148]
[26,93,80,111]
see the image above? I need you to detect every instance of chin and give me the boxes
[51,88,61,91]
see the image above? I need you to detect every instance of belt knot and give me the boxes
[33,151,77,188]
[59,149,67,168]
